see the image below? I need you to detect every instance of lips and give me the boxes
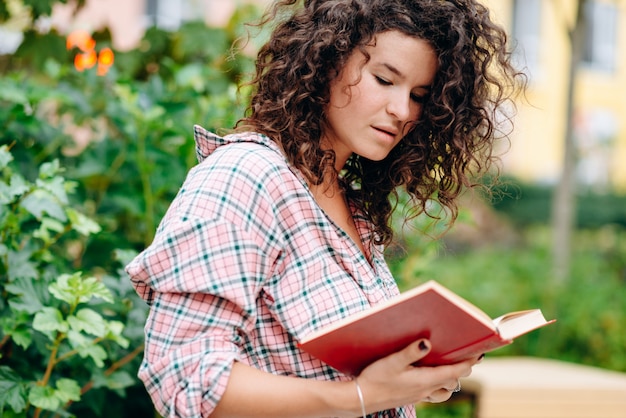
[373,126,399,141]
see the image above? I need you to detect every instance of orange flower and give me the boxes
[68,31,114,75]
[74,50,97,71]
[98,48,114,66]
[96,48,115,75]
[66,29,96,52]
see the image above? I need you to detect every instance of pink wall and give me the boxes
[50,0,270,51]
[51,0,146,51]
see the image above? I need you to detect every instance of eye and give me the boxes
[375,76,392,86]
[410,93,429,104]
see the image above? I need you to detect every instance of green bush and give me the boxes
[2,7,260,259]
[490,178,626,228]
[1,6,260,416]
[0,145,147,417]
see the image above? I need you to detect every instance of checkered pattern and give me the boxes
[126,126,416,417]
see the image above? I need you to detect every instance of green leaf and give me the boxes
[9,174,30,198]
[48,273,79,305]
[36,176,68,204]
[66,208,101,236]
[0,183,12,205]
[68,308,106,337]
[0,366,27,413]
[67,329,90,348]
[49,273,113,305]
[9,325,33,349]
[0,82,28,107]
[22,0,55,19]
[20,189,67,222]
[93,370,135,390]
[44,58,62,79]
[33,217,66,244]
[105,320,129,348]
[55,379,81,403]
[28,385,60,411]
[33,307,68,334]
[0,146,13,169]
[7,249,39,283]
[0,173,28,205]
[5,276,45,314]
[83,276,115,303]
[38,159,63,179]
[76,343,107,368]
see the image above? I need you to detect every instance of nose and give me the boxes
[386,91,415,124]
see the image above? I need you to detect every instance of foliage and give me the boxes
[1,4,260,416]
[0,0,86,24]
[490,178,626,228]
[415,397,473,418]
[0,145,144,417]
[2,10,258,260]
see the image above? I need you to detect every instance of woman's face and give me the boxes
[322,30,438,169]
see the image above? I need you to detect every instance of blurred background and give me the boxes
[0,0,624,417]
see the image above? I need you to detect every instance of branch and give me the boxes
[56,344,145,416]
[0,334,10,351]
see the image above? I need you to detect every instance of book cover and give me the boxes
[298,280,555,376]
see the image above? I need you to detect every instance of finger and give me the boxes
[424,388,453,404]
[443,379,461,392]
[397,339,431,366]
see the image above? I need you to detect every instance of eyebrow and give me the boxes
[380,62,432,90]
[382,63,403,78]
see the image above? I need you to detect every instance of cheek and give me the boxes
[329,84,359,112]
[402,107,422,136]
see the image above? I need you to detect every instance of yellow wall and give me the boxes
[485,0,626,192]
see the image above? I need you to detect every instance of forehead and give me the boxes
[362,31,438,81]
[366,30,436,60]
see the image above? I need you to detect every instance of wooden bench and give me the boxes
[459,357,626,418]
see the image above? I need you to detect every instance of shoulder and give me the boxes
[181,133,308,216]
[191,128,288,178]
[206,140,287,176]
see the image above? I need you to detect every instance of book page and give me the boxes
[493,309,550,340]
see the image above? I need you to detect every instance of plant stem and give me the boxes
[56,343,145,416]
[39,335,62,387]
[137,131,155,246]
[32,333,64,418]
[54,337,104,364]
[0,334,10,350]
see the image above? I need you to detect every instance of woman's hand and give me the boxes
[211,339,481,418]
[355,339,481,412]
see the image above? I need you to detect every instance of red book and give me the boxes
[298,280,555,376]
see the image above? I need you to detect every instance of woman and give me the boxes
[126,0,524,416]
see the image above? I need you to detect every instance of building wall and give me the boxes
[51,0,271,50]
[486,0,626,191]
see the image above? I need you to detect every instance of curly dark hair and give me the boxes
[235,0,526,246]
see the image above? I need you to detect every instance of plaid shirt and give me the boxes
[126,125,416,418]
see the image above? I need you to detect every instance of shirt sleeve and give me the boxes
[125,145,285,417]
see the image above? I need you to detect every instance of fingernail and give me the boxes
[419,340,428,351]
[478,354,485,362]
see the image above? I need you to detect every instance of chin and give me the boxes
[358,152,392,162]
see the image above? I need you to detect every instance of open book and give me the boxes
[298,280,555,376]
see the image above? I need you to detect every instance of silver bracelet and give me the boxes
[354,378,366,418]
